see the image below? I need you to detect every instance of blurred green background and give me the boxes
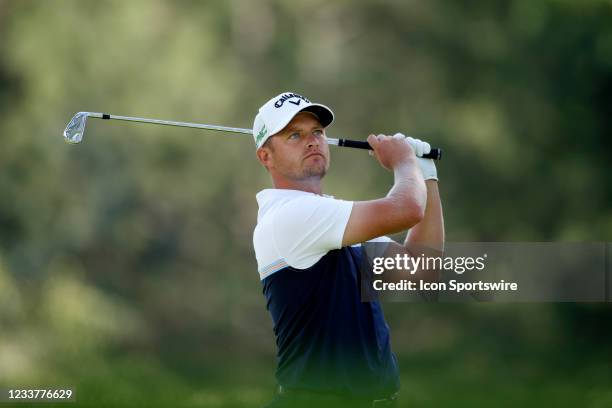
[0,0,611,407]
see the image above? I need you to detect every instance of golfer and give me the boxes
[253,92,444,407]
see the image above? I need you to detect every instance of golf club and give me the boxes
[63,112,442,160]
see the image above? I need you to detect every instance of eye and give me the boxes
[288,132,300,140]
[313,129,324,137]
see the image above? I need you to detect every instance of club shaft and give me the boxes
[98,113,253,135]
[88,113,442,160]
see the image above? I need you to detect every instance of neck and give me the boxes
[272,175,323,195]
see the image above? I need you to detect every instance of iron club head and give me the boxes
[63,112,91,144]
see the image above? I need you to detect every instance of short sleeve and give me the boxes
[272,195,353,269]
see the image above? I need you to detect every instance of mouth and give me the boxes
[304,152,325,160]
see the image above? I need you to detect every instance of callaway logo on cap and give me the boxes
[253,92,334,148]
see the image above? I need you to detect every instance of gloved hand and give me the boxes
[393,133,438,181]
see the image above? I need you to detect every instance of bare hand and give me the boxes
[367,134,416,171]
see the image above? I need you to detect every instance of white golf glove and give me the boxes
[393,133,438,181]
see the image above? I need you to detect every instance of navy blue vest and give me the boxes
[261,245,399,398]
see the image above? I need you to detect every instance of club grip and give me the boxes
[338,139,442,160]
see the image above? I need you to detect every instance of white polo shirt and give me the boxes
[252,188,401,397]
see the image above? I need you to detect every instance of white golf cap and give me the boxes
[253,91,334,148]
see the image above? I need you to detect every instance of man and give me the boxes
[252,92,444,408]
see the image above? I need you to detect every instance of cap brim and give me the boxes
[300,104,334,128]
[268,103,335,137]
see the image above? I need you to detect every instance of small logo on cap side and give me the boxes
[274,93,310,108]
[255,124,268,146]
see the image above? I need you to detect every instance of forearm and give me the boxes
[404,180,445,252]
[387,162,427,222]
[341,135,429,246]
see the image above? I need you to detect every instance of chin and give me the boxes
[303,166,327,178]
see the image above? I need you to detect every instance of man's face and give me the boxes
[258,112,330,180]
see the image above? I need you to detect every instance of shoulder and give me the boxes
[253,188,354,277]
[256,188,351,224]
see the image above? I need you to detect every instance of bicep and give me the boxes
[342,199,420,246]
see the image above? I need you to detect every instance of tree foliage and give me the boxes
[0,1,610,406]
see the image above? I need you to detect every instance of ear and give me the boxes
[256,147,273,170]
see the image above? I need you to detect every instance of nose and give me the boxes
[306,133,320,149]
